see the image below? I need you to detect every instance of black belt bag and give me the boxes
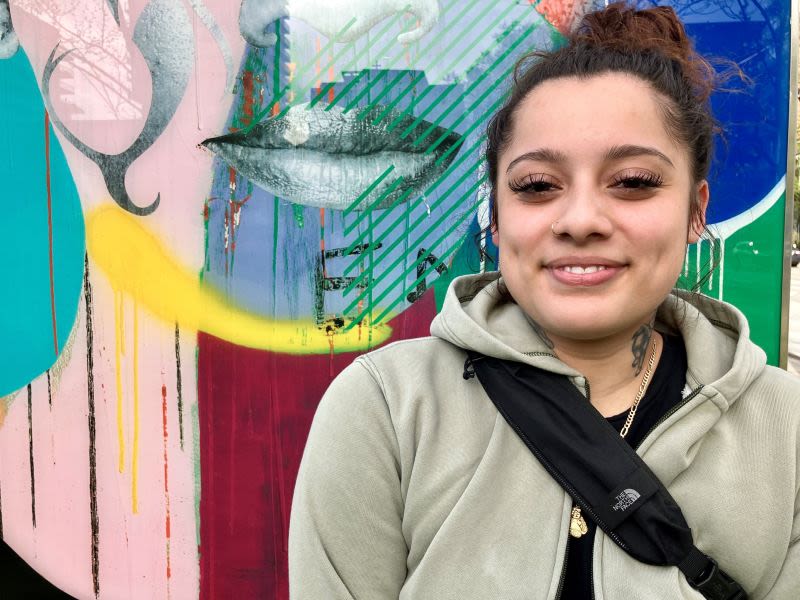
[465,351,747,600]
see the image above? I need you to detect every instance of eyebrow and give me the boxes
[506,149,568,173]
[605,144,675,168]
[505,144,675,173]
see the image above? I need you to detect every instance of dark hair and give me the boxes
[485,2,729,233]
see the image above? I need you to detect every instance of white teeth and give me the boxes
[562,265,607,274]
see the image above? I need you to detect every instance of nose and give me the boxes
[552,182,614,242]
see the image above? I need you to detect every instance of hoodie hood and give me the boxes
[430,272,767,409]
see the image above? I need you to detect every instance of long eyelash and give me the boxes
[508,173,553,193]
[613,172,664,187]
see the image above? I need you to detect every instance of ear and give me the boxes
[687,180,709,244]
[489,191,500,247]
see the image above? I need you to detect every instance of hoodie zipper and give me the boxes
[633,384,704,450]
[554,531,570,599]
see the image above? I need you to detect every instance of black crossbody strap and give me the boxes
[465,351,747,600]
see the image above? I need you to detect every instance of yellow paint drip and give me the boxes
[86,206,392,353]
[132,302,140,514]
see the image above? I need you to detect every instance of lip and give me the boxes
[545,257,627,287]
[201,102,462,211]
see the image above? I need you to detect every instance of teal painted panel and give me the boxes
[0,50,84,395]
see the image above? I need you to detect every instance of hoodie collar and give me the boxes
[430,272,766,408]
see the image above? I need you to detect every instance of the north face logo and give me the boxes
[612,488,641,512]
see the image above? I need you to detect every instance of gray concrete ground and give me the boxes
[788,265,800,376]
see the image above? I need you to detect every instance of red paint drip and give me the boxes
[44,111,59,357]
[161,384,172,580]
[241,70,255,127]
[224,168,252,273]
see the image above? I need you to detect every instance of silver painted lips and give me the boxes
[202,102,462,211]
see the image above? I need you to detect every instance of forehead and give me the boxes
[504,73,685,164]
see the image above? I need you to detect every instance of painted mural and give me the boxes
[0,0,792,598]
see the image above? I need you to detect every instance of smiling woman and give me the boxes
[290,3,800,599]
[0,0,796,599]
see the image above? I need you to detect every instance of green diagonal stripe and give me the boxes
[424,75,511,155]
[346,175,406,220]
[280,13,407,119]
[354,0,491,121]
[342,137,483,273]
[345,185,414,237]
[324,0,462,112]
[344,93,496,269]
[342,186,482,321]
[324,71,369,111]
[395,5,523,138]
[409,23,532,146]
[300,11,408,114]
[370,72,427,124]
[245,17,358,128]
[370,230,469,325]
[342,165,396,217]
[344,71,390,112]
[341,176,484,311]
[354,70,412,120]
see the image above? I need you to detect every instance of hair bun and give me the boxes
[573,2,718,101]
[574,3,691,61]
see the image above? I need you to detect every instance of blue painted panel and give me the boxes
[0,50,85,396]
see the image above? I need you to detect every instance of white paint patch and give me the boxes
[712,177,786,240]
[282,105,311,146]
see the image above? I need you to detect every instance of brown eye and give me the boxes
[610,171,663,190]
[508,173,560,195]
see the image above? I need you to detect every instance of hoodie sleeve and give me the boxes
[289,358,407,599]
[761,494,800,599]
[762,419,800,600]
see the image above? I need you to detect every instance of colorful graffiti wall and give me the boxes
[0,0,793,597]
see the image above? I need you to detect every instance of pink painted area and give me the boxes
[0,274,202,599]
[6,3,242,597]
[12,0,247,272]
[86,277,202,600]
[0,310,93,598]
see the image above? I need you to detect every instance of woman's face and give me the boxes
[493,73,709,342]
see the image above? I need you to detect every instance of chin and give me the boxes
[531,302,637,341]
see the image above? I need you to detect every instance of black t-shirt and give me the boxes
[559,333,688,599]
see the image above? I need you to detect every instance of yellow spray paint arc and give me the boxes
[86,205,392,352]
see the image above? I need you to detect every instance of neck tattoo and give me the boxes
[630,320,655,376]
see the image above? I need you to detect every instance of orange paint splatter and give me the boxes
[328,58,336,103]
[161,384,172,581]
[241,70,255,127]
[533,0,584,34]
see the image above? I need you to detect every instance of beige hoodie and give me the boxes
[289,272,800,599]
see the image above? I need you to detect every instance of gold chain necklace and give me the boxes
[569,336,658,538]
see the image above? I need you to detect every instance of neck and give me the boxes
[545,319,662,417]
